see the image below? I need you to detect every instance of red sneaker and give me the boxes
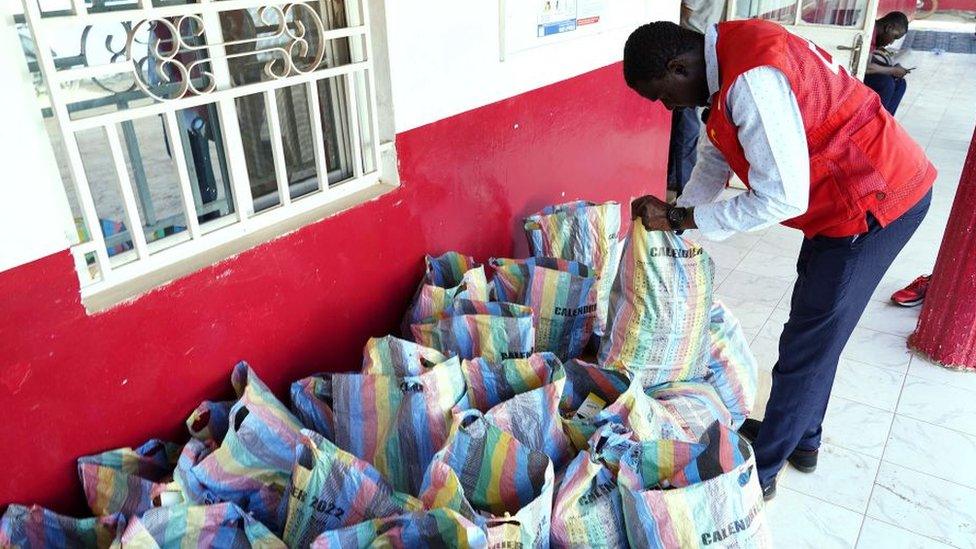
[891,275,932,307]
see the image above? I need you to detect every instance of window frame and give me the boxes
[18,0,397,310]
[730,0,874,28]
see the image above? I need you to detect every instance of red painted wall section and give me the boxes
[0,62,668,514]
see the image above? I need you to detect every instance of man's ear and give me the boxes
[666,57,688,78]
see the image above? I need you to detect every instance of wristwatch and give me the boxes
[666,206,688,231]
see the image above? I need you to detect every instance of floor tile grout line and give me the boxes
[839,355,909,376]
[850,304,922,338]
[807,395,899,462]
[859,355,915,541]
[902,357,976,391]
[891,405,976,440]
[730,269,797,285]
[850,323,915,339]
[848,326,917,339]
[777,455,876,516]
[854,514,868,548]
[748,313,776,347]
[711,255,744,274]
[861,515,961,548]
[877,455,976,494]
[753,302,784,329]
[856,436,896,542]
[774,485,869,523]
[829,395,897,415]
[901,367,976,401]
[831,393,901,416]
[814,430,887,462]
[836,353,911,374]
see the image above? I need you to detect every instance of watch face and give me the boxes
[668,207,684,229]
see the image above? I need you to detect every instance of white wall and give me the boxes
[383,0,677,133]
[0,4,74,273]
[0,0,679,274]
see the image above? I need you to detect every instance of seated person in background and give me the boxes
[864,11,911,115]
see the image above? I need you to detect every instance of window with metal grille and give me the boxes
[16,0,390,305]
[732,0,871,26]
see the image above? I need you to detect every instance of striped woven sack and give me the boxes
[402,252,491,338]
[310,509,488,549]
[282,430,422,547]
[491,257,598,360]
[116,502,285,548]
[551,423,637,549]
[289,376,336,440]
[525,261,599,360]
[490,258,593,305]
[419,411,554,548]
[185,400,234,446]
[176,362,304,535]
[524,201,623,335]
[411,300,535,362]
[490,258,585,303]
[618,423,771,549]
[362,336,451,376]
[704,301,758,429]
[598,225,714,388]
[461,352,559,412]
[647,381,734,442]
[482,359,573,471]
[0,505,125,549]
[172,439,212,501]
[560,359,690,452]
[77,439,184,518]
[290,357,468,495]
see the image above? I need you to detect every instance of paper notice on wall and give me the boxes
[576,0,605,26]
[537,0,578,37]
[536,0,607,38]
[503,0,645,59]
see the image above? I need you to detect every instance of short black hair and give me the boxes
[623,21,705,87]
[878,11,909,28]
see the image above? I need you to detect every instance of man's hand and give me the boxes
[631,195,672,231]
[890,65,909,78]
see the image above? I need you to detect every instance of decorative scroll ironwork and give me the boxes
[81,22,140,94]
[125,2,328,101]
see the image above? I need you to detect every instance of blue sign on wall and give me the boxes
[538,19,578,37]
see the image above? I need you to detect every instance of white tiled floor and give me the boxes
[699,48,976,547]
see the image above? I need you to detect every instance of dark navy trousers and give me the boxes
[864,73,908,116]
[667,107,701,195]
[753,190,932,486]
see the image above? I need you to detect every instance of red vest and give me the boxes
[705,20,936,238]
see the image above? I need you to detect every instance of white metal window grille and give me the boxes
[18,0,382,298]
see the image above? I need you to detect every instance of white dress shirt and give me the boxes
[676,24,810,241]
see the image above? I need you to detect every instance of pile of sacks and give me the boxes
[1,201,769,548]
